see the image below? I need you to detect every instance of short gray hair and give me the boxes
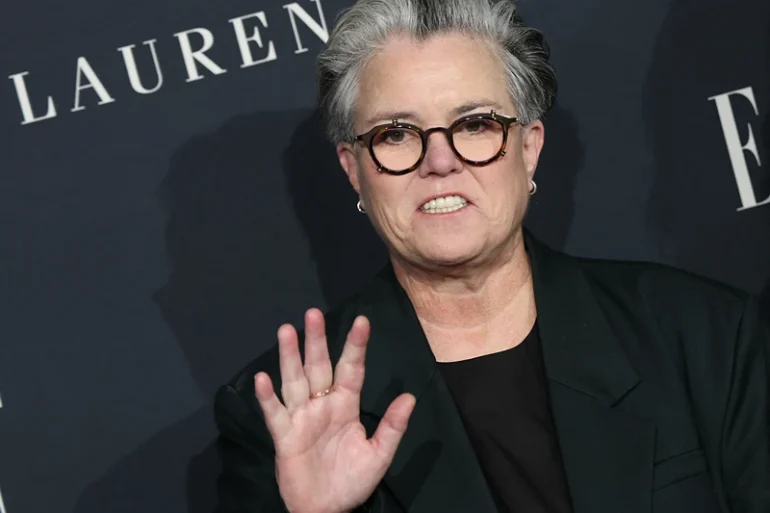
[317,0,557,144]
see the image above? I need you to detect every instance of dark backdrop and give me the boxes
[0,1,768,512]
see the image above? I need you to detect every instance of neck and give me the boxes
[390,229,535,334]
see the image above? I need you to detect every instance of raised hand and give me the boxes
[254,308,417,513]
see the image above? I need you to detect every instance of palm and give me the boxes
[254,309,416,513]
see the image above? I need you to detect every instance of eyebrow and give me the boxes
[363,100,506,127]
[451,100,505,117]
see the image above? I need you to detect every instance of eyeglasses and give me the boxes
[352,111,518,175]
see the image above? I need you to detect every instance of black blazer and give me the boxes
[214,232,769,513]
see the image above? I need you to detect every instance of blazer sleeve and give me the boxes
[720,296,770,512]
[213,383,403,513]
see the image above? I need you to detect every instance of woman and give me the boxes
[214,1,769,512]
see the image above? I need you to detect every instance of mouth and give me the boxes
[419,194,470,214]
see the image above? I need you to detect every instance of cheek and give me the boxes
[477,162,529,217]
[361,174,411,222]
[481,158,524,192]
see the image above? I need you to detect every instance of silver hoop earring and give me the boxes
[529,180,537,196]
[357,200,366,214]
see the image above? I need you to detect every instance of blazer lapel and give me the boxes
[354,266,498,513]
[526,231,655,513]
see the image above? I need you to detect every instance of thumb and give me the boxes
[369,393,417,464]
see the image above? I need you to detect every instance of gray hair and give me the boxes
[317,0,557,144]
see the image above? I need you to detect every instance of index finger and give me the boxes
[332,315,370,395]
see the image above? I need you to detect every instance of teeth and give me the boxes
[420,195,468,214]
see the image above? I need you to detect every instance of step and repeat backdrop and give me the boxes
[1,0,768,511]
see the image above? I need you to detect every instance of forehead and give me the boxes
[356,33,512,125]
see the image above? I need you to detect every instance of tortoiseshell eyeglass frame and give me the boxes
[352,111,519,175]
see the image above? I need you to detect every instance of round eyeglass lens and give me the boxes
[451,117,505,163]
[371,127,423,172]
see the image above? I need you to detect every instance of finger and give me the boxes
[277,323,310,411]
[333,315,370,394]
[254,372,292,442]
[303,308,333,395]
[370,393,417,463]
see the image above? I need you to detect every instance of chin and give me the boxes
[416,240,485,268]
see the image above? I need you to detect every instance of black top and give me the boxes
[438,323,574,513]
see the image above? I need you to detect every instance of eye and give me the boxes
[384,129,406,143]
[458,119,493,135]
[373,128,417,146]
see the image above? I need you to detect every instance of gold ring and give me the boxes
[310,387,333,399]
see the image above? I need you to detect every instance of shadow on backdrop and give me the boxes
[73,108,385,513]
[644,0,770,293]
[524,102,584,251]
[73,97,583,513]
[283,110,388,309]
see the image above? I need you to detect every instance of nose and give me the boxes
[416,130,463,178]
